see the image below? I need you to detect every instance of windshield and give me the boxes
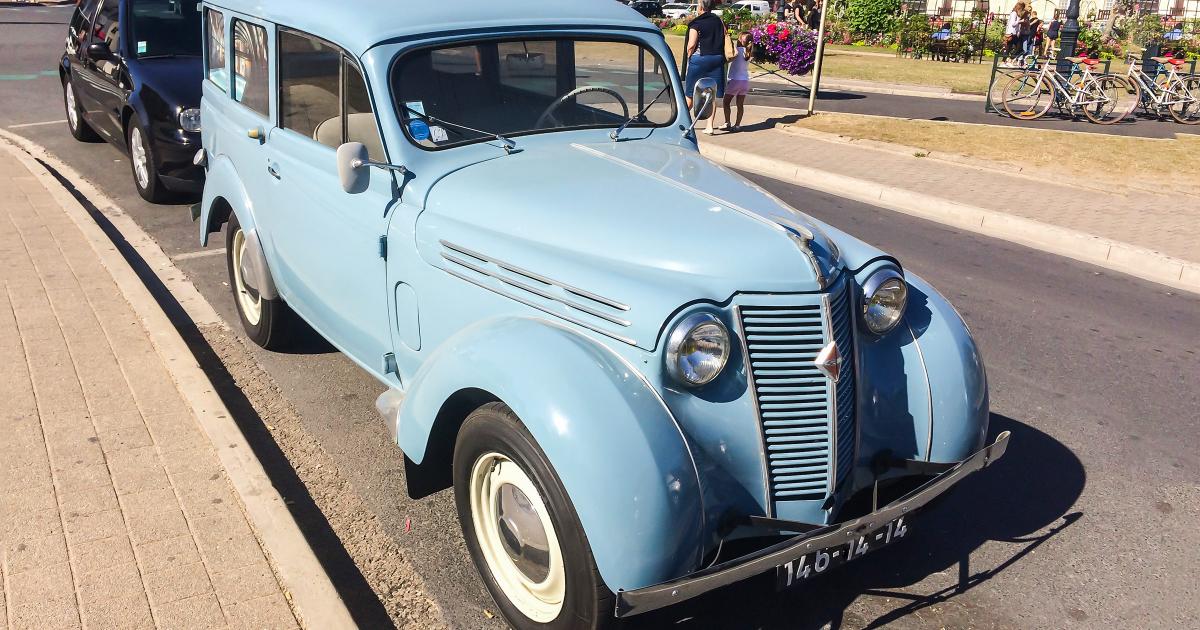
[392,37,677,150]
[130,0,201,58]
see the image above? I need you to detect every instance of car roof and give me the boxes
[205,0,657,55]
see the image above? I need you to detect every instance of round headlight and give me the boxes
[665,313,730,387]
[179,108,201,133]
[862,269,908,335]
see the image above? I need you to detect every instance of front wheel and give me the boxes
[225,213,290,349]
[127,121,168,202]
[454,403,616,630]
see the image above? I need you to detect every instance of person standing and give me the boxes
[1044,15,1061,56]
[775,0,787,22]
[684,0,727,135]
[1004,2,1025,66]
[1028,10,1043,58]
[805,0,822,30]
[723,32,752,131]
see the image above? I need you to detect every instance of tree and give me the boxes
[1102,0,1136,39]
[845,0,902,38]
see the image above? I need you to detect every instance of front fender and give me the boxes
[906,273,990,462]
[197,157,277,299]
[397,317,706,592]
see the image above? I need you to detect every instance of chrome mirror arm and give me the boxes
[353,158,408,176]
[682,92,713,140]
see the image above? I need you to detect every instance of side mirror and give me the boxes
[336,142,370,194]
[691,77,717,120]
[87,41,112,59]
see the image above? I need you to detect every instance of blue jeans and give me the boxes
[685,54,726,99]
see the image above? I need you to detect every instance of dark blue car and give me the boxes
[61,0,203,202]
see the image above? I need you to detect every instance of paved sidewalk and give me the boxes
[0,149,297,628]
[699,105,1199,289]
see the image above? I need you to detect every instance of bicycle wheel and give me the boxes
[1081,75,1134,125]
[1002,75,1054,120]
[1167,76,1200,125]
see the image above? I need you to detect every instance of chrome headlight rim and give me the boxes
[178,107,202,133]
[664,312,730,388]
[861,268,908,335]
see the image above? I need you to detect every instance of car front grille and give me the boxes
[739,278,857,503]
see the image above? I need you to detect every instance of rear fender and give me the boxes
[199,156,277,300]
[396,317,706,592]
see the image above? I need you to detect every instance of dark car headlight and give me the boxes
[861,269,907,335]
[179,108,201,133]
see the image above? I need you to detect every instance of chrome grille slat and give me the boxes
[740,278,858,505]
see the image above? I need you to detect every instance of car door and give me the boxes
[265,29,394,371]
[74,0,123,140]
[89,0,129,138]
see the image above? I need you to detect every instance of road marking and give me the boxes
[0,70,58,81]
[7,119,68,129]
[172,248,226,262]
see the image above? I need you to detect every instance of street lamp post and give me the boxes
[1056,0,1082,74]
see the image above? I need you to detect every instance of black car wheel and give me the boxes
[225,213,290,349]
[454,402,616,630]
[126,120,168,203]
[63,77,99,142]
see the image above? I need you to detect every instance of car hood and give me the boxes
[130,56,202,110]
[417,140,845,350]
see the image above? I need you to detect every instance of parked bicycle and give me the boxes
[1124,51,1200,125]
[1000,54,1136,125]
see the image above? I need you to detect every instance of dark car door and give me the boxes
[77,0,126,141]
[66,0,102,117]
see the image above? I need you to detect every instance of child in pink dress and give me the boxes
[723,33,751,131]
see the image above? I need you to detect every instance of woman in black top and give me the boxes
[684,0,727,134]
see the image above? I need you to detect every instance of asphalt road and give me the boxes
[4,6,1199,629]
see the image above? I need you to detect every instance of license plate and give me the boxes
[775,516,909,590]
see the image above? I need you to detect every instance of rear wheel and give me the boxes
[225,213,290,349]
[1002,75,1054,120]
[63,77,99,142]
[1168,76,1200,125]
[454,403,616,630]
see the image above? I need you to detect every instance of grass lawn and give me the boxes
[790,112,1199,192]
[818,50,996,94]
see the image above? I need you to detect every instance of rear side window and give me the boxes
[279,30,340,144]
[232,19,269,115]
[92,1,120,52]
[205,9,227,91]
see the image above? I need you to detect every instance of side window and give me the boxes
[92,0,120,53]
[232,19,269,115]
[205,9,227,91]
[344,61,384,161]
[279,30,340,147]
[69,0,100,48]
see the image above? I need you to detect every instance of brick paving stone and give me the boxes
[0,147,297,629]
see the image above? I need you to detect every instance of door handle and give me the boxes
[267,163,281,180]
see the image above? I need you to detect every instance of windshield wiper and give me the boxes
[403,106,518,154]
[609,86,671,142]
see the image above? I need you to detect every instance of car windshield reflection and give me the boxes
[391,37,677,150]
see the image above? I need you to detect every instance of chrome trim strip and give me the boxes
[440,266,638,346]
[820,291,838,495]
[441,252,632,327]
[735,305,775,518]
[906,322,935,462]
[440,240,630,311]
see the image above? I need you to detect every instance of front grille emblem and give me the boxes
[814,341,841,382]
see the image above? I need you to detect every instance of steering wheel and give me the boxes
[535,86,630,129]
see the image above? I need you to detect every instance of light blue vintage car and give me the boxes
[195,0,1009,626]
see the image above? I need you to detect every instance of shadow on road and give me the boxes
[627,413,1085,629]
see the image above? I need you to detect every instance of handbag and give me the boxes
[724,26,738,62]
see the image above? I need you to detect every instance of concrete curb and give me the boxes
[700,142,1200,295]
[0,130,357,630]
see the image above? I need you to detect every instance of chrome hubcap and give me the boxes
[469,452,565,622]
[130,127,149,189]
[65,82,78,129]
[231,229,262,326]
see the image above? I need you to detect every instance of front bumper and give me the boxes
[614,430,1011,617]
